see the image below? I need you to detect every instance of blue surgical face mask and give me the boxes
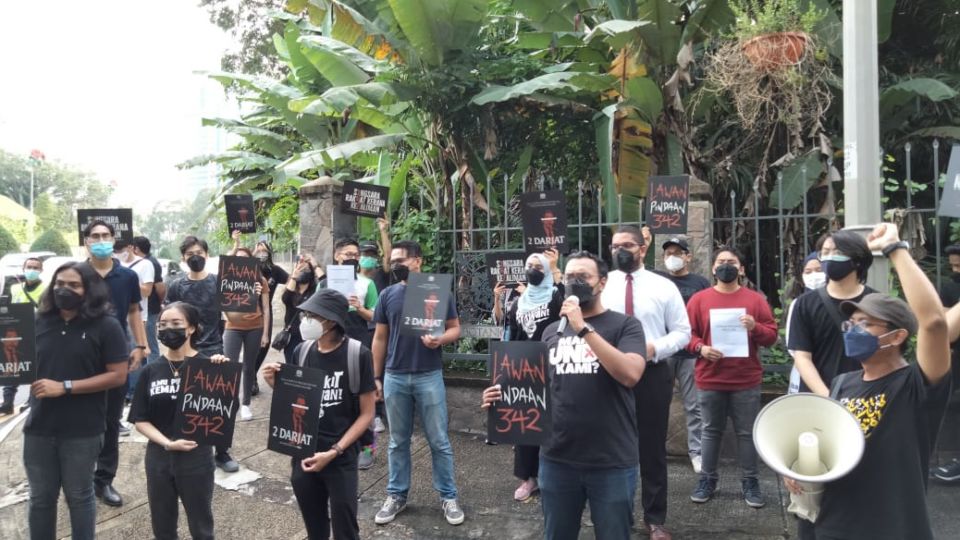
[24,269,41,282]
[843,325,896,363]
[90,241,115,260]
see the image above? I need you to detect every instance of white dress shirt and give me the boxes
[601,267,691,363]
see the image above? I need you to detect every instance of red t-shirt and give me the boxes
[686,286,778,391]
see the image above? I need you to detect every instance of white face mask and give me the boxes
[664,255,685,273]
[300,317,327,341]
[802,271,826,290]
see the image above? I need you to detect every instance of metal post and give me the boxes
[842,0,887,293]
[29,166,35,240]
[934,140,942,291]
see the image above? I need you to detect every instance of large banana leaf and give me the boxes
[284,23,322,88]
[636,0,682,64]
[326,1,407,62]
[587,0,635,20]
[280,133,406,177]
[680,0,735,44]
[596,104,652,223]
[880,78,959,116]
[585,19,650,49]
[178,151,280,172]
[201,118,294,158]
[513,0,581,32]
[470,72,615,105]
[298,36,375,86]
[386,0,487,67]
[771,151,822,210]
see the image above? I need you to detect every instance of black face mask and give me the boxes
[341,259,359,270]
[952,272,960,283]
[296,272,313,285]
[525,268,545,286]
[390,264,410,284]
[158,328,189,350]
[614,249,637,273]
[823,259,856,281]
[567,279,598,309]
[53,288,83,311]
[186,255,206,272]
[714,264,740,283]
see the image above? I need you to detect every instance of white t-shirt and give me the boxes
[123,256,155,321]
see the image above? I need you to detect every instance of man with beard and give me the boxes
[600,225,691,540]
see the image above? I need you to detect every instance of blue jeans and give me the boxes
[383,370,457,500]
[24,434,103,540]
[699,385,762,481]
[539,457,638,540]
[146,312,160,364]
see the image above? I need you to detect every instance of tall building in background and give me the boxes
[183,78,236,193]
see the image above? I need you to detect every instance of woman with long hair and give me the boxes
[128,301,228,540]
[23,262,129,540]
[251,239,288,395]
[281,255,319,363]
[491,249,563,501]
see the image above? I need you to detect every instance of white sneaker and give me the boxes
[442,498,464,525]
[691,455,702,474]
[240,405,253,421]
[375,495,406,525]
[374,416,386,433]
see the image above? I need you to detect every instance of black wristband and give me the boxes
[881,241,909,257]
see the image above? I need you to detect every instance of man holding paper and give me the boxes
[685,247,777,508]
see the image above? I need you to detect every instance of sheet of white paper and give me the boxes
[326,265,357,299]
[710,307,749,358]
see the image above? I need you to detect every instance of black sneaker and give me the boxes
[690,476,717,503]
[215,452,240,473]
[251,382,259,397]
[933,459,960,483]
[0,401,13,415]
[742,477,765,508]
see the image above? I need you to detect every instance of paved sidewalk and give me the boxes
[1,348,957,539]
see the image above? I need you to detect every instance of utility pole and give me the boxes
[841,0,887,293]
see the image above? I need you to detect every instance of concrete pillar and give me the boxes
[298,176,356,267]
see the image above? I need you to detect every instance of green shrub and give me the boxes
[30,229,71,255]
[0,224,18,258]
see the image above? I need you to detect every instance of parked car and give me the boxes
[0,251,57,297]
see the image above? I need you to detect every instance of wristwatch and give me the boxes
[63,380,73,395]
[332,443,344,456]
[577,323,595,338]
[881,241,909,258]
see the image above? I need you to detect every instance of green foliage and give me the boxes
[731,0,824,39]
[0,224,18,258]
[385,209,450,273]
[30,230,71,256]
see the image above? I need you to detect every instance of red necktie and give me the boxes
[625,274,634,317]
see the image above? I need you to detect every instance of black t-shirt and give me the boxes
[654,271,711,359]
[282,284,317,329]
[787,286,876,392]
[166,275,223,353]
[127,354,210,440]
[368,268,389,295]
[540,310,646,469]
[939,273,960,308]
[24,314,129,437]
[262,264,289,305]
[292,340,376,468]
[146,256,164,315]
[505,286,564,342]
[817,364,951,540]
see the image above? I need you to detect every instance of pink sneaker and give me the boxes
[513,479,539,501]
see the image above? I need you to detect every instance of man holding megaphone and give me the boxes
[783,223,951,540]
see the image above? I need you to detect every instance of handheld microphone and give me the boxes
[556,295,580,335]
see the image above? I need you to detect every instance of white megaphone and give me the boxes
[753,393,865,522]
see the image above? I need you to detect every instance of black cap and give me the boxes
[297,289,348,330]
[360,242,379,255]
[840,293,918,336]
[661,237,689,252]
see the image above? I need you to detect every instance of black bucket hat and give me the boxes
[297,289,348,329]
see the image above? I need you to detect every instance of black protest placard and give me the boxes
[485,251,527,291]
[520,190,568,254]
[76,208,133,245]
[938,144,960,218]
[0,303,36,386]
[268,363,323,458]
[173,358,242,447]
[486,341,551,446]
[341,180,389,218]
[647,176,689,234]
[399,273,453,338]
[225,194,257,234]
[217,256,260,313]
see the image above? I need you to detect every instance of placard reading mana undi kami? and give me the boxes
[217,255,260,314]
[172,358,242,447]
[487,341,551,446]
[340,180,389,218]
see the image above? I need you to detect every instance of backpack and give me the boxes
[297,338,363,395]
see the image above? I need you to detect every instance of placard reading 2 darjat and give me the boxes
[225,194,257,234]
[399,273,453,338]
[0,303,36,386]
[520,190,568,254]
[268,363,323,459]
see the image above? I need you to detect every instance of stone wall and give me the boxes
[298,177,356,266]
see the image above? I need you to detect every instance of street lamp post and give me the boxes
[842,0,887,293]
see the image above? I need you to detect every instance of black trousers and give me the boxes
[635,361,672,525]
[145,443,215,540]
[95,379,128,487]
[514,445,540,480]
[291,461,359,540]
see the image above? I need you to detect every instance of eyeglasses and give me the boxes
[841,320,891,332]
[610,242,640,251]
[340,251,360,259]
[86,233,113,242]
[563,273,596,283]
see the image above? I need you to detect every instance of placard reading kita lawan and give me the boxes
[0,303,36,386]
[399,273,453,338]
[520,190,568,254]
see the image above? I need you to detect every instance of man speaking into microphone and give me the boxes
[483,251,647,539]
